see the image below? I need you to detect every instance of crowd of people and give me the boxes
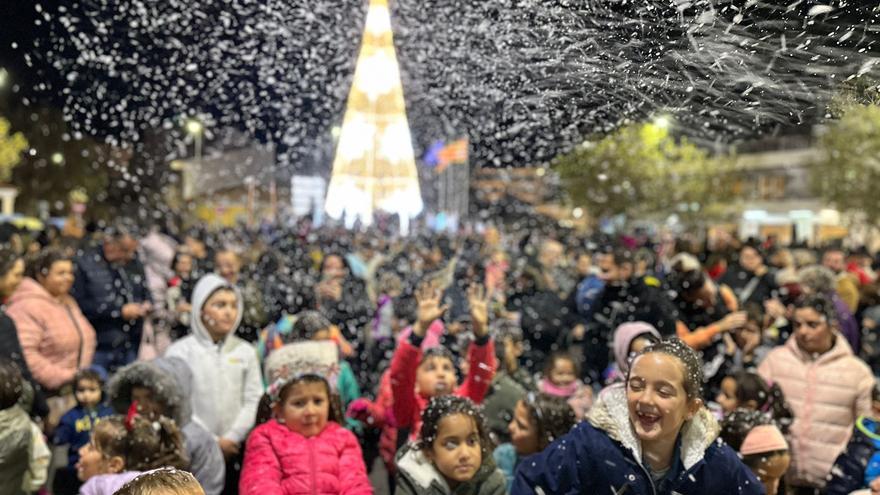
[2,218,880,495]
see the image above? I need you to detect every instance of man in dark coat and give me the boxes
[72,226,151,373]
[584,248,677,384]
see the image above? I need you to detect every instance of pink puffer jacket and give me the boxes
[6,278,96,391]
[240,420,372,495]
[758,334,873,489]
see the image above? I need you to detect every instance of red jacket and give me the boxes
[390,330,496,440]
[239,420,372,495]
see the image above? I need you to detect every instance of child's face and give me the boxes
[174,254,193,276]
[131,386,164,420]
[201,289,239,341]
[75,379,102,408]
[76,437,120,481]
[276,380,329,438]
[626,353,699,446]
[508,400,540,456]
[753,451,791,495]
[503,338,524,362]
[549,358,576,388]
[428,413,482,487]
[715,377,739,414]
[416,356,457,398]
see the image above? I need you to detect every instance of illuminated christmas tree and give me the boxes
[324,0,423,233]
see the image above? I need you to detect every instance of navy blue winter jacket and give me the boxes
[72,247,151,353]
[512,385,765,495]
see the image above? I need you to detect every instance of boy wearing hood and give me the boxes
[165,274,263,494]
[107,358,225,495]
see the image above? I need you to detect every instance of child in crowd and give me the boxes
[826,383,880,495]
[166,250,195,340]
[482,321,536,443]
[391,282,496,440]
[115,468,206,495]
[720,408,790,495]
[538,352,593,418]
[239,341,372,495]
[53,368,114,495]
[395,396,506,495]
[164,274,263,491]
[605,321,661,384]
[715,371,793,431]
[493,392,577,491]
[0,359,49,495]
[76,413,188,495]
[108,358,226,495]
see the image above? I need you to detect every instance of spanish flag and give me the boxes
[435,139,468,174]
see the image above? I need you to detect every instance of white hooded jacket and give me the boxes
[165,274,263,444]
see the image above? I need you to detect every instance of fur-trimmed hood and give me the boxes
[107,358,191,427]
[395,442,505,495]
[589,383,720,471]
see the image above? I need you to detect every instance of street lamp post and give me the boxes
[183,118,204,201]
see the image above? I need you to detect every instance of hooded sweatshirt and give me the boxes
[604,321,662,384]
[107,358,226,495]
[6,277,96,391]
[164,274,263,445]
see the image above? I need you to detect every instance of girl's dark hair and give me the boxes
[0,247,21,277]
[0,359,23,410]
[792,292,838,325]
[742,302,765,325]
[25,248,72,280]
[115,467,203,495]
[169,250,194,272]
[420,345,456,367]
[92,415,189,471]
[522,393,577,450]
[720,408,788,468]
[543,352,580,378]
[256,376,343,426]
[290,310,333,342]
[418,396,491,454]
[733,372,793,433]
[629,338,703,400]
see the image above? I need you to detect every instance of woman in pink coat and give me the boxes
[6,249,96,392]
[758,293,873,493]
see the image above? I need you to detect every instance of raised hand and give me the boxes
[414,281,448,337]
[468,283,490,338]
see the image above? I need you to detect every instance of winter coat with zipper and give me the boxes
[758,332,873,489]
[239,419,372,495]
[6,277,96,391]
[164,274,264,445]
[395,442,506,495]
[0,405,33,495]
[512,384,764,495]
[106,357,226,495]
[825,415,880,495]
[390,326,496,440]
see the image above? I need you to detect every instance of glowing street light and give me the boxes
[51,152,64,165]
[0,68,8,89]
[185,119,204,136]
[653,115,672,129]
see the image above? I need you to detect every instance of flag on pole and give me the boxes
[435,138,468,174]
